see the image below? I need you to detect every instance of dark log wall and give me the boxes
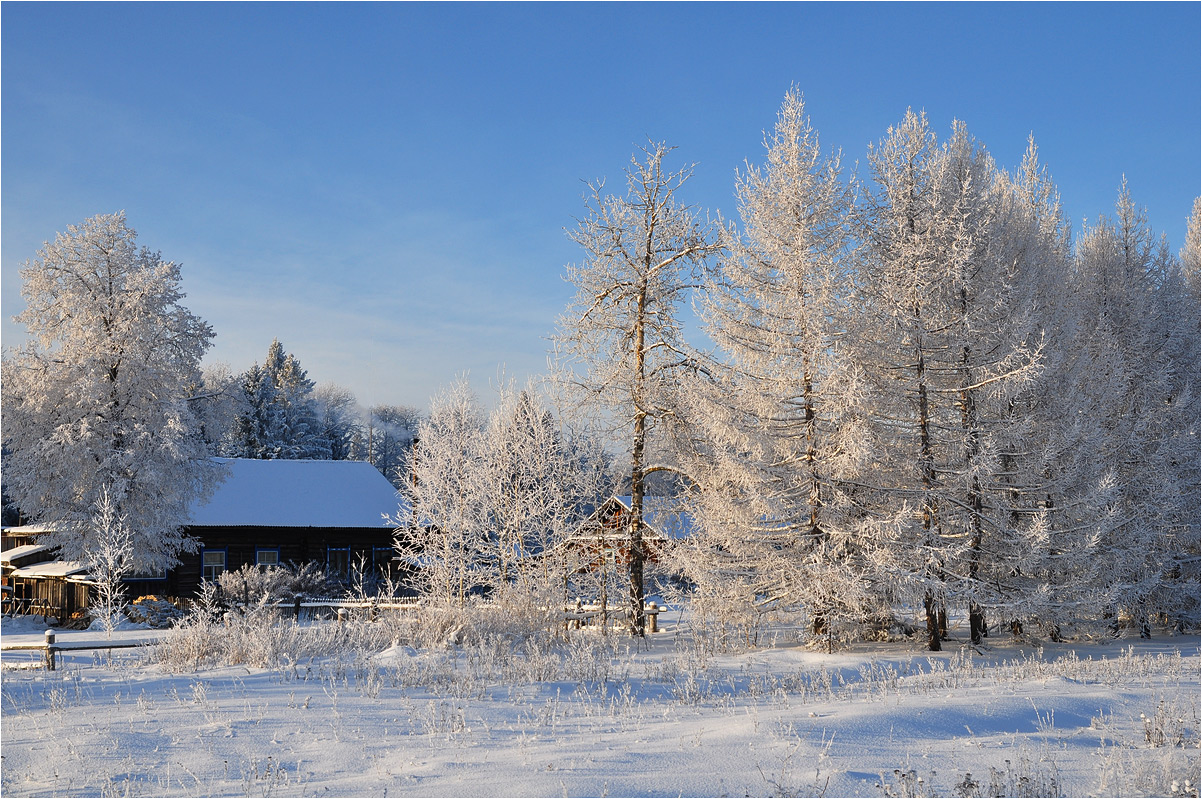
[125,525,403,601]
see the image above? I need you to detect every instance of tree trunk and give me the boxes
[960,286,987,646]
[916,318,941,653]
[924,589,942,652]
[969,601,986,645]
[628,276,649,638]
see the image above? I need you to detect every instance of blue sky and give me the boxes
[3,2,1199,410]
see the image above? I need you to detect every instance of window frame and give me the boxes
[326,546,350,581]
[255,548,281,568]
[201,548,227,582]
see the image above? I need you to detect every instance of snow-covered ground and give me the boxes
[1,612,1197,797]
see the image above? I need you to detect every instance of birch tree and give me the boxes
[1,212,220,570]
[85,486,134,637]
[556,142,722,635]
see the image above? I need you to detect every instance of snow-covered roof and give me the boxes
[0,543,53,565]
[1,524,59,535]
[188,459,404,528]
[10,560,87,578]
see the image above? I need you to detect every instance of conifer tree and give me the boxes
[683,89,874,646]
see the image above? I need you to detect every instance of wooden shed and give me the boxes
[563,495,693,574]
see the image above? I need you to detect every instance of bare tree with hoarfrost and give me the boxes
[1053,184,1201,635]
[393,377,613,616]
[480,379,614,616]
[1,212,220,570]
[394,377,489,607]
[312,381,362,461]
[1181,198,1201,297]
[556,142,722,635]
[191,362,251,455]
[681,89,875,647]
[360,404,420,487]
[85,486,134,637]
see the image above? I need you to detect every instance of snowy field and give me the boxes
[1,612,1198,798]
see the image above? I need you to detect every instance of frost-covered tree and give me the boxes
[682,89,875,647]
[1,212,219,569]
[395,378,489,607]
[395,377,613,613]
[852,115,1046,650]
[230,339,327,459]
[85,486,134,637]
[1182,198,1201,297]
[556,142,722,635]
[483,381,614,595]
[312,382,361,461]
[359,404,420,487]
[1052,183,1201,635]
[191,362,250,455]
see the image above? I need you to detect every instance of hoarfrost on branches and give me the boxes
[1,212,220,570]
[555,142,722,635]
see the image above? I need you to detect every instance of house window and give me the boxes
[327,547,350,581]
[202,549,226,582]
[255,549,280,568]
[373,547,396,577]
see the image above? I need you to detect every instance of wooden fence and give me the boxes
[0,631,155,671]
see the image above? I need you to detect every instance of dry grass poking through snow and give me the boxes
[1,609,1198,797]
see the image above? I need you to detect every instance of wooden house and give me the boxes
[1,458,408,614]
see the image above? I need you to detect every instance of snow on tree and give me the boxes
[851,114,1047,650]
[394,377,613,615]
[480,379,615,618]
[1053,183,1201,635]
[680,89,876,648]
[394,377,490,607]
[230,339,327,459]
[359,404,421,487]
[555,142,722,636]
[191,362,251,455]
[85,485,134,637]
[973,139,1082,638]
[1,212,219,569]
[312,381,362,461]
[1182,198,1201,297]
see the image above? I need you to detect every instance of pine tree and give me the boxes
[231,339,326,459]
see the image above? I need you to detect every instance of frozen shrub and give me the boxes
[216,561,334,608]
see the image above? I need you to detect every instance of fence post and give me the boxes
[43,629,56,671]
[293,597,301,620]
[647,602,658,634]
[337,608,347,627]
